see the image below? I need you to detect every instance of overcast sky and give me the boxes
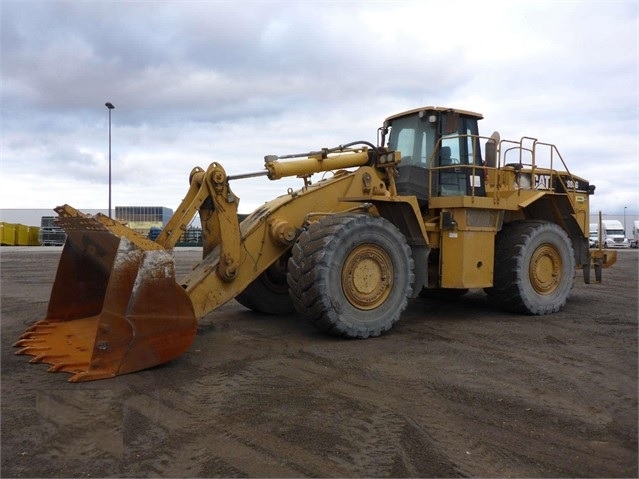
[1,0,638,218]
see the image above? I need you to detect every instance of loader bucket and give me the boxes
[14,214,197,382]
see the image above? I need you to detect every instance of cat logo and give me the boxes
[534,174,551,190]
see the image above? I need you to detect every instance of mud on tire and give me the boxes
[287,213,414,338]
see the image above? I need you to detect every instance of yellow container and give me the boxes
[28,226,41,245]
[15,224,29,246]
[1,222,16,246]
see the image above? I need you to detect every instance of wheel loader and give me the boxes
[15,106,617,382]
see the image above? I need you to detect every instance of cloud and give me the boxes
[1,0,637,219]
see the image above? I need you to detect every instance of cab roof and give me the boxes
[384,106,484,123]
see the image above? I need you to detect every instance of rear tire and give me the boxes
[287,214,414,338]
[486,220,575,314]
[235,255,294,315]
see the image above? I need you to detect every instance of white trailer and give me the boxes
[631,220,639,248]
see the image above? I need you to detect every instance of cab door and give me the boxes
[437,114,485,197]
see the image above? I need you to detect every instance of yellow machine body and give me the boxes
[16,107,616,381]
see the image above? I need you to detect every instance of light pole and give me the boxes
[624,206,627,237]
[105,102,115,218]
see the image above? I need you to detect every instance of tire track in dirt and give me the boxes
[330,404,415,476]
[116,356,355,477]
[431,381,636,477]
[148,349,439,476]
[270,343,634,478]
[123,393,304,477]
[4,389,125,477]
[256,350,466,477]
[395,303,636,426]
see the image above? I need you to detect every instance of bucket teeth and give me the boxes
[23,321,56,332]
[29,353,65,364]
[28,320,55,329]
[17,322,59,342]
[48,362,85,373]
[16,332,47,341]
[14,338,45,347]
[15,346,48,355]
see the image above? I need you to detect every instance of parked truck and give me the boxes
[598,219,630,248]
[631,220,639,248]
[15,106,617,382]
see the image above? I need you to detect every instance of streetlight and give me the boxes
[624,206,627,237]
[105,102,115,218]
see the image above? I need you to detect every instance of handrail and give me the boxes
[425,133,582,211]
[427,134,498,203]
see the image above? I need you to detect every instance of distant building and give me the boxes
[115,206,173,237]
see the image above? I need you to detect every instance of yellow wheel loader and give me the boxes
[15,106,617,381]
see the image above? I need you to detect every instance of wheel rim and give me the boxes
[529,243,562,295]
[342,244,393,310]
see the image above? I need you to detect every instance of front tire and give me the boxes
[287,214,414,338]
[486,220,575,314]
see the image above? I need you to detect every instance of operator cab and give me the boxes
[382,107,485,207]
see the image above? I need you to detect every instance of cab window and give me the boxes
[388,115,437,167]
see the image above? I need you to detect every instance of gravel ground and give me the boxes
[1,246,637,478]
